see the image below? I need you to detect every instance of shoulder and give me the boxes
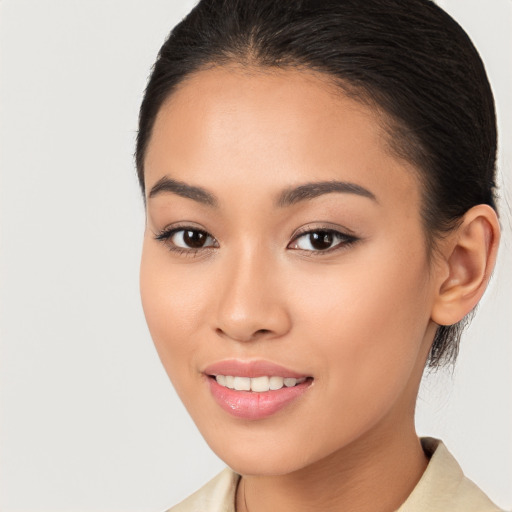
[398,437,504,512]
[164,467,240,512]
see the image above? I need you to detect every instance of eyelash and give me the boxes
[154,224,359,258]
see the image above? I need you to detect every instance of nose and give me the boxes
[214,248,292,343]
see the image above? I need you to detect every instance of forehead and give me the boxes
[144,66,420,210]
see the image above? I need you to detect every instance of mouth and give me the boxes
[203,360,313,420]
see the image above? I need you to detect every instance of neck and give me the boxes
[236,418,429,512]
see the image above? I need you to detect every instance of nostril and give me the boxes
[215,327,274,342]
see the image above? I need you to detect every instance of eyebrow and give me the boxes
[276,180,377,207]
[148,176,377,207]
[149,176,218,207]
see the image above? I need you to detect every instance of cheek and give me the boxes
[139,239,206,392]
[293,241,432,415]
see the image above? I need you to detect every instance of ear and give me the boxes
[431,204,500,326]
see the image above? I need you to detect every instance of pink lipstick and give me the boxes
[203,359,313,420]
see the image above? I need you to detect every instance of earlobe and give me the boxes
[431,205,500,326]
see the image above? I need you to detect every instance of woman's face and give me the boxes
[140,67,439,475]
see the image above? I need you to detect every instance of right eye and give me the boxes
[155,227,218,255]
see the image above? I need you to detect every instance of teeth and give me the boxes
[269,376,284,390]
[215,375,306,392]
[233,376,251,391]
[250,376,269,392]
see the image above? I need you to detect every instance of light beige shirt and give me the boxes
[167,438,504,511]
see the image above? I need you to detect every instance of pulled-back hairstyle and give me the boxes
[136,0,498,368]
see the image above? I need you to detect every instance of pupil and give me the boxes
[184,230,206,248]
[310,231,333,250]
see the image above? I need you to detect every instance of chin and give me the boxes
[221,450,307,477]
[201,430,317,476]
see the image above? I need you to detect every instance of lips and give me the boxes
[204,359,308,379]
[203,359,313,420]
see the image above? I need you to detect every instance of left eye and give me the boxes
[289,230,356,252]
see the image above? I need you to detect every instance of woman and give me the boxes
[136,0,504,510]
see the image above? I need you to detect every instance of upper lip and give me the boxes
[203,359,309,379]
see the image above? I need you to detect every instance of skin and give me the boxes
[139,66,500,512]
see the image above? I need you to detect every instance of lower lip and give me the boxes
[207,377,312,420]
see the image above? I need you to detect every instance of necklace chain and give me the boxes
[237,476,249,512]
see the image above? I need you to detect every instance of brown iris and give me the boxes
[309,231,334,250]
[183,230,208,248]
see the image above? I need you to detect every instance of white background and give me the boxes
[0,1,510,511]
